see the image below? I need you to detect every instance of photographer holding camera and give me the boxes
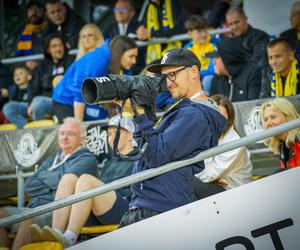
[82,48,227,226]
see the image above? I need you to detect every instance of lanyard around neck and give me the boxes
[189,90,205,101]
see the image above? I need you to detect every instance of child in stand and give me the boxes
[184,15,218,94]
[2,65,32,128]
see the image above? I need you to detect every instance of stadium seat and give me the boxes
[24,120,56,129]
[251,175,264,181]
[80,224,118,234]
[0,195,31,206]
[20,242,63,250]
[0,123,17,131]
[19,225,118,250]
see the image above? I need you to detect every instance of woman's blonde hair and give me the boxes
[260,98,300,154]
[76,23,104,60]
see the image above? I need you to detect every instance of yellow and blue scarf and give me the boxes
[271,59,299,97]
[16,22,46,56]
[146,0,182,64]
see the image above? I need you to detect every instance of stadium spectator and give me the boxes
[2,65,31,128]
[261,98,300,170]
[27,33,74,124]
[184,15,217,94]
[30,115,137,247]
[281,1,300,56]
[136,0,186,64]
[16,1,47,56]
[105,0,139,39]
[105,0,144,74]
[225,6,269,69]
[193,94,252,200]
[44,0,86,49]
[0,117,98,250]
[117,48,227,227]
[0,46,12,124]
[52,35,137,122]
[76,23,104,60]
[260,38,300,99]
[208,38,262,102]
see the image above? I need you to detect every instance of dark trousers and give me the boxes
[192,176,225,200]
[53,100,74,123]
[119,207,160,228]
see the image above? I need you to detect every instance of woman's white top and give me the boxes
[195,126,253,189]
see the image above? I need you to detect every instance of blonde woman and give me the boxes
[76,23,104,60]
[261,98,300,170]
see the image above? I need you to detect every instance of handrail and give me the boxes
[1,28,231,65]
[1,118,299,227]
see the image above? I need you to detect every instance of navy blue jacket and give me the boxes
[130,98,227,212]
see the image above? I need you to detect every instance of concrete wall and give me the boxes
[245,0,295,36]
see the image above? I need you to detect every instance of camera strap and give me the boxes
[113,99,148,161]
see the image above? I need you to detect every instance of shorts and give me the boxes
[2,206,52,233]
[118,207,160,228]
[86,192,129,226]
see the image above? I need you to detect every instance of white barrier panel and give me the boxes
[70,168,300,250]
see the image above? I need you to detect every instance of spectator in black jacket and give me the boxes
[44,0,86,49]
[260,38,300,99]
[280,1,300,56]
[28,33,74,122]
[209,38,262,102]
[2,65,31,128]
[225,6,269,69]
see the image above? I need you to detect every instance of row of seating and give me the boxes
[0,120,56,131]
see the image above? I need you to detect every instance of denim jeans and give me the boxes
[3,101,28,128]
[31,96,54,120]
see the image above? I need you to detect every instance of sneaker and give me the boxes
[30,224,44,242]
[42,226,71,248]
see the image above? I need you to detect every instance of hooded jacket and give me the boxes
[210,38,262,102]
[130,98,227,213]
[238,25,269,69]
[25,147,98,208]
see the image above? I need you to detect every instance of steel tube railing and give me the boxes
[1,118,299,227]
[1,28,231,65]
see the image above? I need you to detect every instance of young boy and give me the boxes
[184,15,218,94]
[2,65,32,128]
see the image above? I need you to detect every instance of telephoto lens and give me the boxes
[81,74,164,105]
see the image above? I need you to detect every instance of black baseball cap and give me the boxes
[147,48,201,73]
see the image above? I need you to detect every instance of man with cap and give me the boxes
[208,38,262,102]
[118,48,227,227]
[30,115,137,247]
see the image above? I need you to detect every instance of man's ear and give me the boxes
[191,65,200,79]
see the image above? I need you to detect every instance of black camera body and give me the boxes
[81,74,165,119]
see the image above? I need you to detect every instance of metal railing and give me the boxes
[1,118,300,227]
[1,28,231,65]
